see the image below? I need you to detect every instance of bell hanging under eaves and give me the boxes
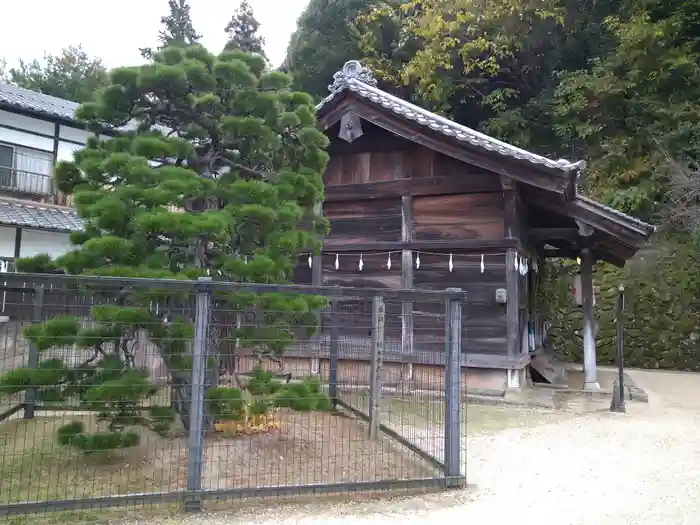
[339,112,363,143]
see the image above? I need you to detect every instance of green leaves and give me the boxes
[23,317,80,351]
[1,42,329,452]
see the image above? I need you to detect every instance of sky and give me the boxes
[0,0,307,70]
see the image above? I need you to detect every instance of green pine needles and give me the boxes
[0,45,331,453]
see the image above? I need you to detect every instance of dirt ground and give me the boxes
[0,407,437,507]
[120,368,700,525]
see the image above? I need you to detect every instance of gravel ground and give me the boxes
[112,369,700,525]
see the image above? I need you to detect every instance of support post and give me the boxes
[611,285,626,413]
[505,249,521,361]
[580,247,599,390]
[185,277,211,513]
[24,285,44,420]
[401,195,414,372]
[328,299,340,409]
[444,288,464,487]
[368,295,385,440]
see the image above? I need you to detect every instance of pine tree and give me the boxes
[141,0,201,59]
[0,45,330,452]
[223,0,266,57]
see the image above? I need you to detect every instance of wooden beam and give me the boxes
[311,202,324,286]
[322,239,521,253]
[311,201,324,351]
[505,249,520,359]
[4,272,468,302]
[324,174,501,202]
[401,195,414,362]
[526,191,646,247]
[501,176,521,241]
[527,228,579,243]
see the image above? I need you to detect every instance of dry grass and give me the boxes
[340,391,574,436]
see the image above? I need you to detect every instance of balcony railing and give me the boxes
[0,167,52,195]
[0,150,72,206]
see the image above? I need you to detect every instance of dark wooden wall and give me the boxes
[294,122,513,363]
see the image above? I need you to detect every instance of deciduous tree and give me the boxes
[5,45,108,103]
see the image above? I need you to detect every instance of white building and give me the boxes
[0,83,93,265]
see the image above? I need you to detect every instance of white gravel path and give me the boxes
[117,369,700,525]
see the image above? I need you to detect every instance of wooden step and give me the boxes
[530,348,569,386]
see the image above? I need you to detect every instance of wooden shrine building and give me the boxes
[294,61,655,395]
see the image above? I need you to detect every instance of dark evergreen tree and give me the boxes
[141,0,201,59]
[0,45,330,452]
[223,0,266,57]
[283,0,375,100]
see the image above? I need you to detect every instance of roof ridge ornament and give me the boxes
[328,60,377,93]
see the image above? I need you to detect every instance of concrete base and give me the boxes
[583,381,601,391]
[507,367,527,390]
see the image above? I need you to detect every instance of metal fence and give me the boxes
[0,273,466,518]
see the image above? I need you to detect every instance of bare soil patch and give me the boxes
[0,407,437,510]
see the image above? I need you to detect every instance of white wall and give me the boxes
[20,229,73,259]
[0,108,95,162]
[0,226,16,258]
[0,110,54,152]
[0,225,74,261]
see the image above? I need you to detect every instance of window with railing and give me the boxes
[0,143,53,195]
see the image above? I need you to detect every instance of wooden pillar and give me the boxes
[312,203,324,286]
[401,195,414,380]
[506,249,521,359]
[502,176,522,364]
[311,202,325,356]
[577,220,600,391]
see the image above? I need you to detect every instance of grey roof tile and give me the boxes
[0,198,83,232]
[317,61,587,173]
[0,83,80,122]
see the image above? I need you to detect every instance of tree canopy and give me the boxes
[2,45,109,103]
[334,0,700,220]
[223,0,267,57]
[140,0,201,59]
[283,0,373,100]
[0,45,330,451]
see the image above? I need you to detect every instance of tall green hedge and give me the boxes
[540,236,700,370]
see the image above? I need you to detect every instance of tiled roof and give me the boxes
[576,195,655,235]
[0,83,80,122]
[316,61,587,174]
[0,198,83,232]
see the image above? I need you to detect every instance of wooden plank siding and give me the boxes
[303,132,512,365]
[323,199,402,245]
[412,253,507,355]
[412,193,504,241]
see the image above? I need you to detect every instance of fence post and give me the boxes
[184,277,212,513]
[368,294,385,440]
[444,288,464,487]
[610,285,626,413]
[24,285,44,420]
[329,299,340,409]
